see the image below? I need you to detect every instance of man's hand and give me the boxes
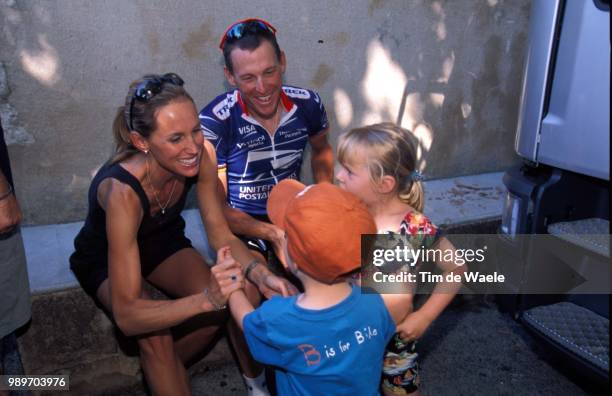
[396,310,433,342]
[250,264,298,298]
[211,246,245,304]
[260,273,299,299]
[267,224,288,267]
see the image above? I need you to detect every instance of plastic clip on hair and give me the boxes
[410,170,424,182]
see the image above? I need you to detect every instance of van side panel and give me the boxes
[537,0,610,181]
[514,0,561,161]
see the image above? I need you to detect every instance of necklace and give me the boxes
[146,156,177,215]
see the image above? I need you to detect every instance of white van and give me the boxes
[498,0,609,385]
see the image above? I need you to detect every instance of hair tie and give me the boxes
[410,170,424,182]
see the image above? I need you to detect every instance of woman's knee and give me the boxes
[146,248,211,297]
[137,332,176,364]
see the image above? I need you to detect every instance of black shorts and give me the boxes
[70,229,193,302]
[235,214,281,268]
[236,214,303,289]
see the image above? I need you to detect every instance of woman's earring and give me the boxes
[144,149,149,154]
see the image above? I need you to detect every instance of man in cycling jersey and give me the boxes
[199,18,333,278]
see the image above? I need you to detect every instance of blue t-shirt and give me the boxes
[243,285,395,395]
[199,86,328,215]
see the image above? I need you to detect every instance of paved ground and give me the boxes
[28,295,600,396]
[416,295,607,396]
[3,296,607,396]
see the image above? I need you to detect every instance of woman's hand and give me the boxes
[396,310,433,342]
[211,246,245,304]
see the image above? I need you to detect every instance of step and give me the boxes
[547,218,610,258]
[17,172,505,394]
[522,301,609,379]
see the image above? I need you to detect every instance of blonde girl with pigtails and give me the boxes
[336,122,467,395]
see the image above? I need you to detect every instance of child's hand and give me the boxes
[211,246,245,301]
[396,310,433,342]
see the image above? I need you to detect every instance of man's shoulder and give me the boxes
[282,85,322,104]
[199,90,240,122]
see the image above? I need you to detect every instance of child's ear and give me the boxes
[377,175,397,194]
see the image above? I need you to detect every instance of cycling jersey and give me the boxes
[199,85,328,215]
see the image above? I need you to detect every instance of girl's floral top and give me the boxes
[398,211,441,250]
[374,211,442,276]
[357,211,443,289]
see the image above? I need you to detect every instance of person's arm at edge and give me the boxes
[309,129,334,183]
[0,168,22,233]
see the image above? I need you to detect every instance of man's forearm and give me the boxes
[223,205,276,240]
[311,144,334,183]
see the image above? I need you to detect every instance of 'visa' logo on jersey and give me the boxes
[238,125,256,135]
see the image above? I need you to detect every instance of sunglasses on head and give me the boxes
[127,73,184,131]
[218,18,277,50]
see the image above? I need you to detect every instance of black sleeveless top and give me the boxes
[70,161,197,289]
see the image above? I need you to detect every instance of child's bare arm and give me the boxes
[228,291,255,331]
[397,237,467,340]
[381,294,413,324]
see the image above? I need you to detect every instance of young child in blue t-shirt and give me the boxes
[212,179,412,395]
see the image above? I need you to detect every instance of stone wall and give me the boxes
[0,0,527,225]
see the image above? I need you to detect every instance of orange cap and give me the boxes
[267,180,376,284]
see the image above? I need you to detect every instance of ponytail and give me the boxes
[399,179,424,213]
[110,106,138,164]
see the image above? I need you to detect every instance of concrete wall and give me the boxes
[0,0,528,225]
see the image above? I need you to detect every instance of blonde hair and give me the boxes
[337,122,424,212]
